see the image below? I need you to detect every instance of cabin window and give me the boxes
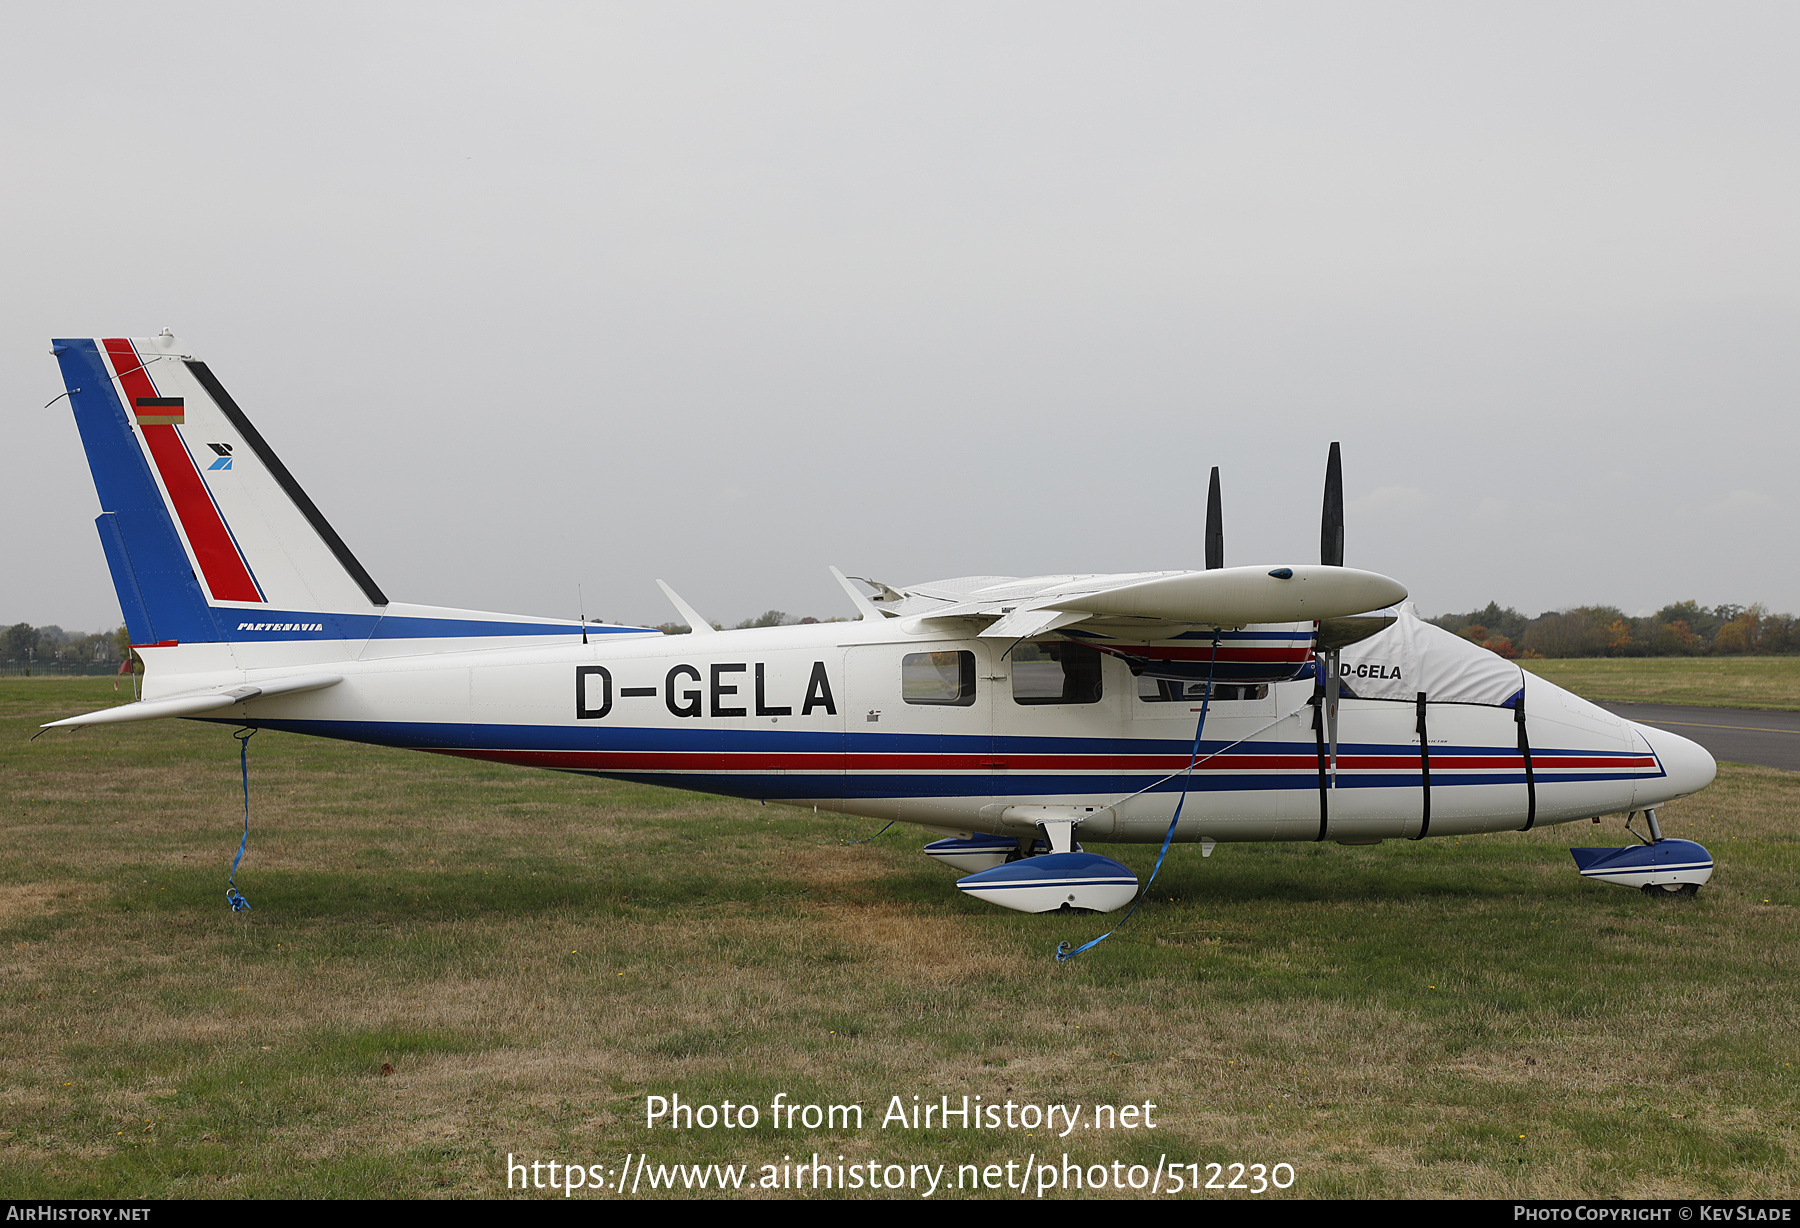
[902,651,977,706]
[1011,641,1104,705]
[1136,678,1268,703]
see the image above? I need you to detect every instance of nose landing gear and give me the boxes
[1570,809,1714,897]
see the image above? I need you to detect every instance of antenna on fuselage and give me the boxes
[1204,467,1224,571]
[578,583,588,645]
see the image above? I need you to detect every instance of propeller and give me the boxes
[1321,440,1344,568]
[1318,441,1345,786]
[1204,466,1223,571]
[1313,442,1396,647]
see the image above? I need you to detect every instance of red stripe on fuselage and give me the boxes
[1090,643,1313,663]
[104,339,262,603]
[428,747,1659,775]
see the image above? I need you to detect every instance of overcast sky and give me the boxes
[4,3,1795,633]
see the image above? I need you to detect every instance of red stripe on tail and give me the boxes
[103,339,262,603]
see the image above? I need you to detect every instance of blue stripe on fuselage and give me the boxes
[205,716,1661,802]
[206,716,1662,762]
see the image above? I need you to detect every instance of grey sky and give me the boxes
[4,3,1795,632]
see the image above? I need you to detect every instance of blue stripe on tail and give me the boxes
[53,340,223,644]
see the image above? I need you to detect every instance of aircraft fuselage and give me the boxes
[144,618,1711,846]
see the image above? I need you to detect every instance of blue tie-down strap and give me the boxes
[1057,632,1219,962]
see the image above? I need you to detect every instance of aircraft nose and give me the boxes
[1632,722,1717,806]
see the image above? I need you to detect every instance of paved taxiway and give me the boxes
[1601,703,1800,772]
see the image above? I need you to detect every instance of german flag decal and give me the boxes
[105,338,262,603]
[134,396,184,425]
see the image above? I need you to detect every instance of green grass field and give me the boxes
[2,678,1796,1199]
[1521,657,1800,710]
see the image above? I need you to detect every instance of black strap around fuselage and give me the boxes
[1415,691,1431,840]
[1516,694,1537,831]
[1311,680,1329,841]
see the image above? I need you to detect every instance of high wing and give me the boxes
[854,566,1407,684]
[871,566,1406,634]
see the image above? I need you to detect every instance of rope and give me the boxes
[1057,630,1220,962]
[226,728,256,912]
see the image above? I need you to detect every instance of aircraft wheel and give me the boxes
[1642,882,1699,899]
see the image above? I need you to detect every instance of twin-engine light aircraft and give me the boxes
[44,334,1719,913]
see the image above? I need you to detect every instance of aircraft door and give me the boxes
[842,642,995,823]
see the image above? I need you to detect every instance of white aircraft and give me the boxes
[43,333,1719,913]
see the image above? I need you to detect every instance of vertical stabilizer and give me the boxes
[52,334,386,646]
[53,334,657,680]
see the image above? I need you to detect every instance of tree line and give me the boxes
[1428,601,1799,659]
[0,612,848,669]
[1,623,129,671]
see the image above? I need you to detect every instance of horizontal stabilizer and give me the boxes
[42,674,342,729]
[1043,565,1406,626]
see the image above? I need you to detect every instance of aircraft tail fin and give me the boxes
[52,334,387,648]
[53,334,658,687]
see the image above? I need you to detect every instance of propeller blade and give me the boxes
[1205,466,1224,571]
[1321,441,1344,567]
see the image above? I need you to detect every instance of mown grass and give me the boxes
[1,678,1796,1199]
[1522,657,1800,710]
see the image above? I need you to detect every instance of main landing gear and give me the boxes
[924,812,1141,914]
